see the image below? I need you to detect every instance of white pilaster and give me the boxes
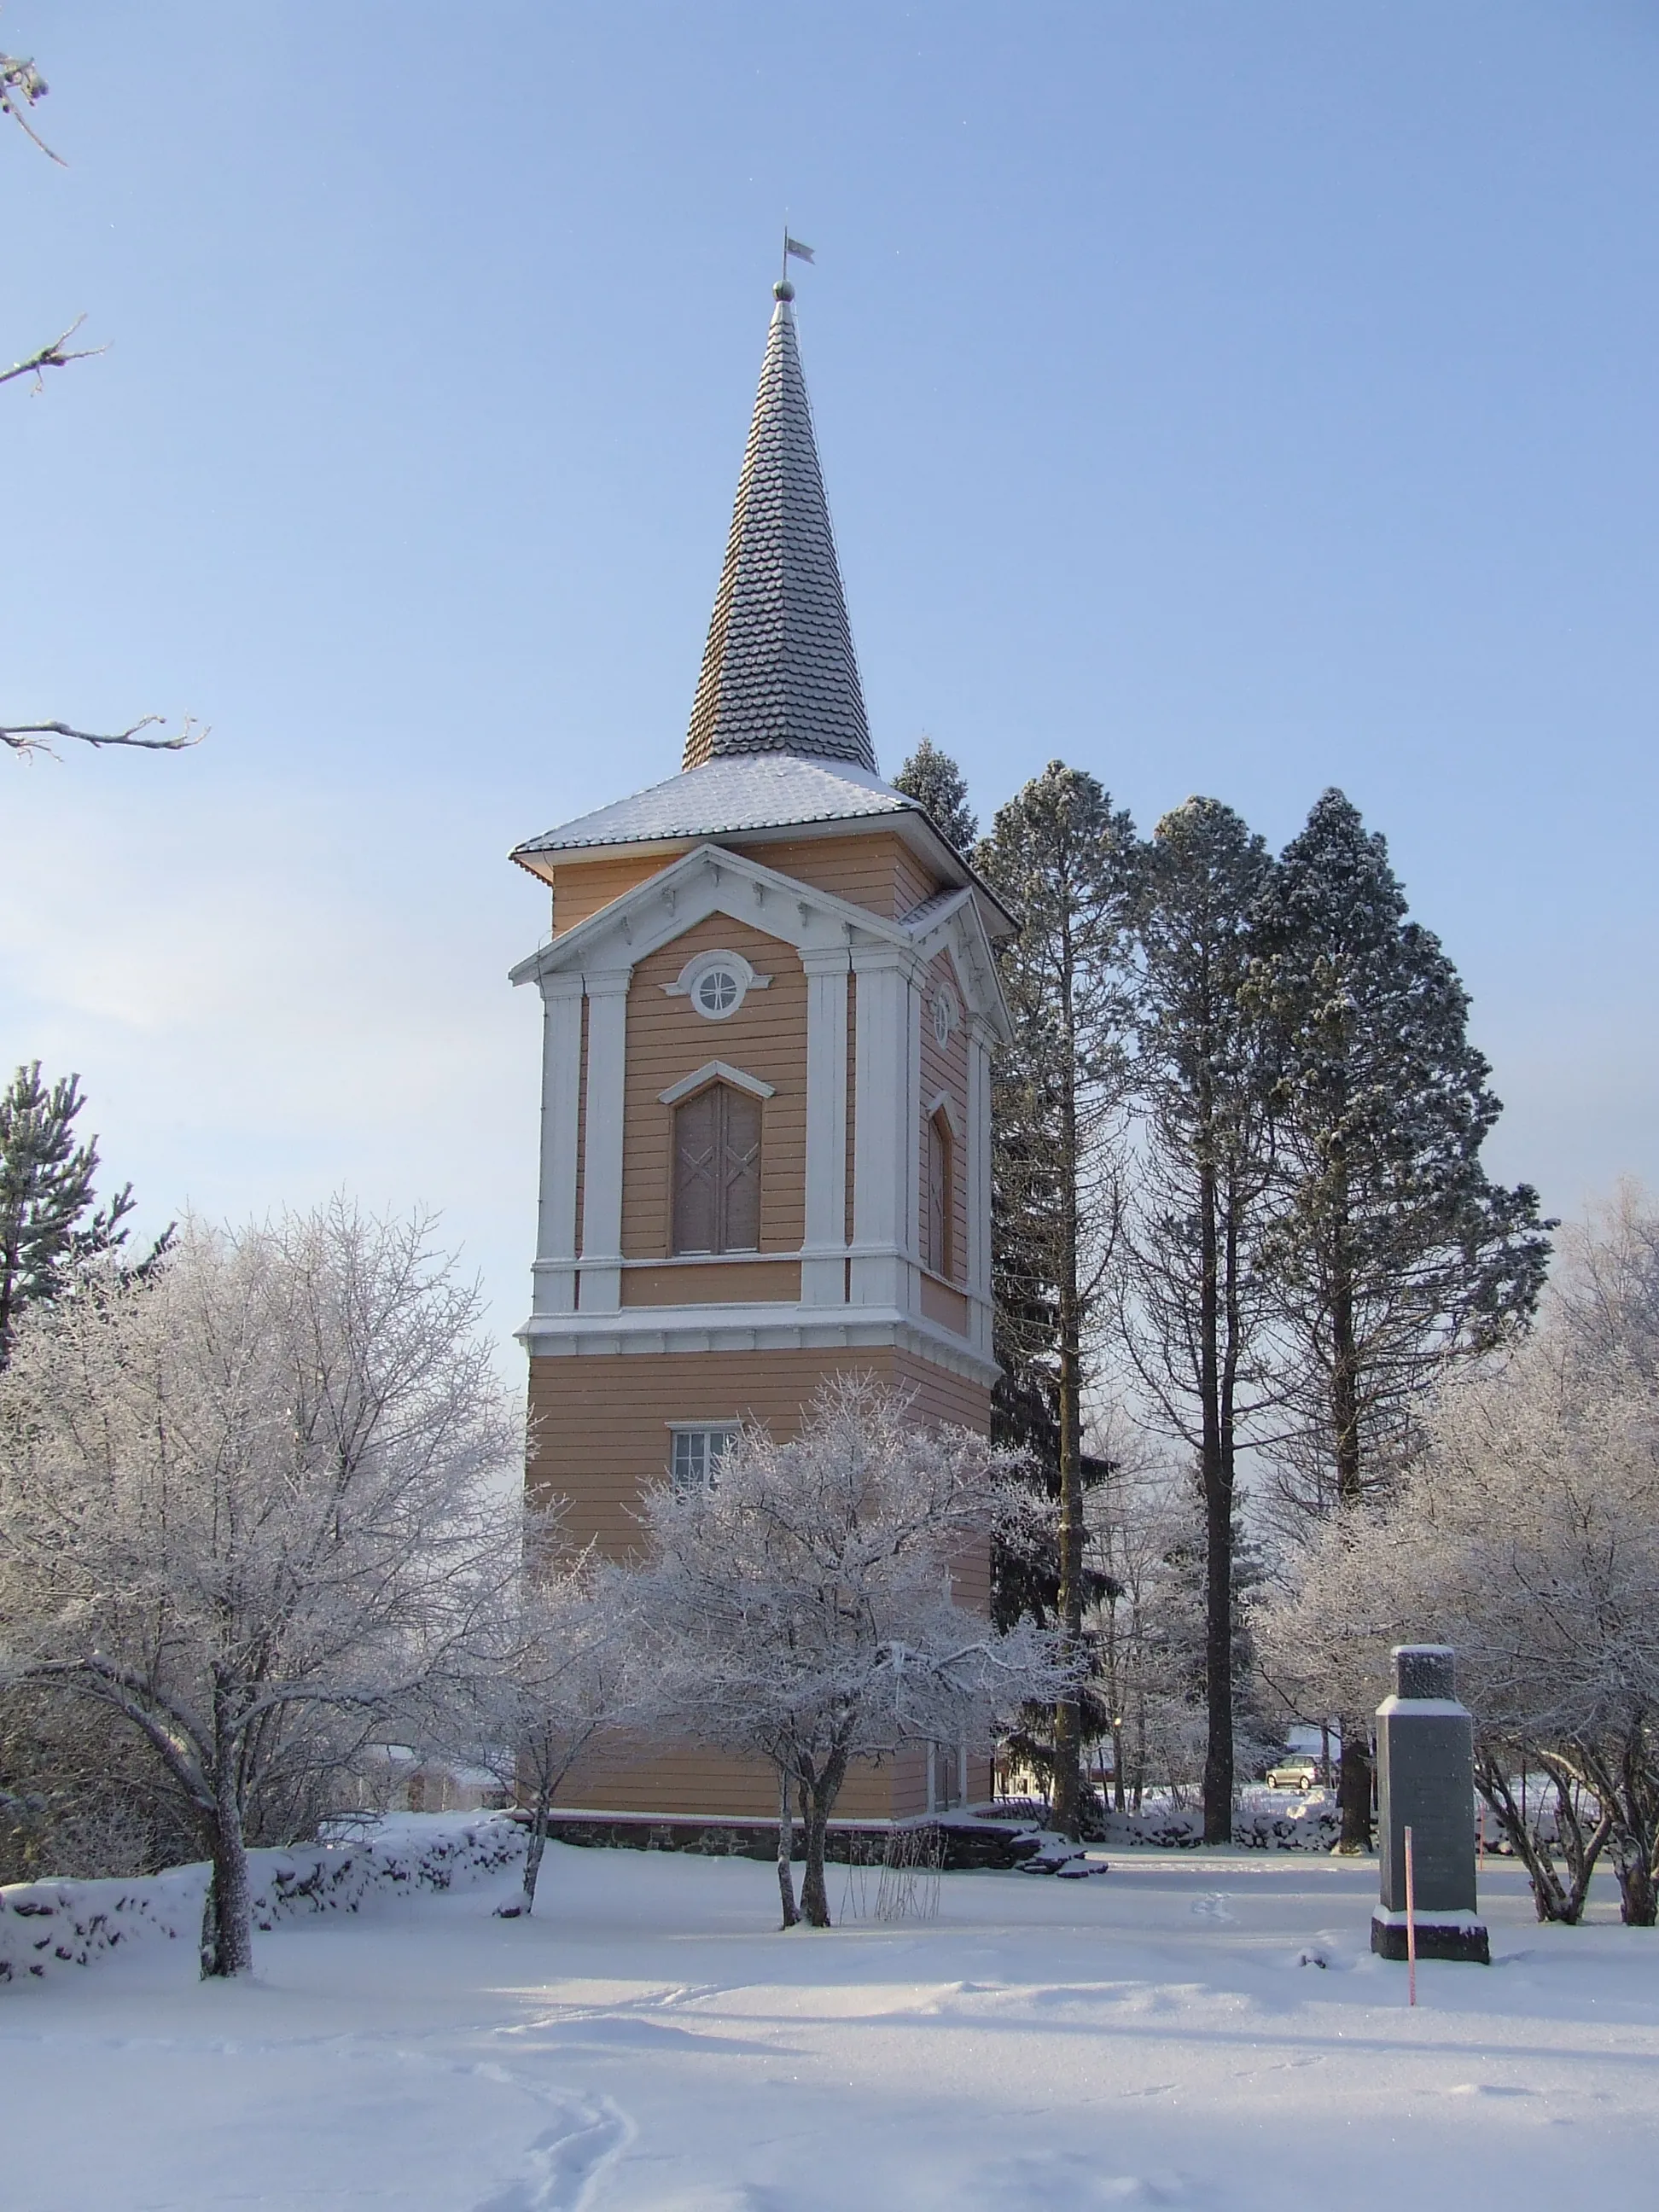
[800,946,850,1306]
[850,946,915,1309]
[967,1015,996,1359]
[532,973,585,1314]
[578,967,631,1313]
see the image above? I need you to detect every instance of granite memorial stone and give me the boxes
[1370,1644,1489,1965]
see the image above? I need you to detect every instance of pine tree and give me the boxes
[978,763,1137,1837]
[1123,798,1277,1842]
[1249,789,1551,1845]
[0,1063,134,1364]
[893,736,979,857]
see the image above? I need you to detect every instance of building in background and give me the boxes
[509,278,1014,1820]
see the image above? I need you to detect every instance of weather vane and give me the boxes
[778,227,815,297]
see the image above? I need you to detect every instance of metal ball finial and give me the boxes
[773,278,795,302]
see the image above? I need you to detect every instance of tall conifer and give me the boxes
[0,1063,133,1364]
[1249,789,1551,1842]
[893,736,979,857]
[1124,798,1277,1842]
[979,764,1137,1837]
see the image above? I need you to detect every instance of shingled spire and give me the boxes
[683,282,876,774]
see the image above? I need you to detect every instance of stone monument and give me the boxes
[1370,1644,1490,1965]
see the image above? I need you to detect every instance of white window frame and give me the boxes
[663,947,771,1022]
[668,1423,739,1490]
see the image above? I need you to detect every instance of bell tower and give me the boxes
[509,280,1015,1821]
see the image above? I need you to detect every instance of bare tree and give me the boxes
[628,1376,1072,1929]
[0,1202,518,1975]
[3,46,201,757]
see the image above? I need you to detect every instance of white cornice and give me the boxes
[517,1301,999,1388]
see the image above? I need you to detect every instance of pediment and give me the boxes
[510,841,906,987]
[510,836,1011,1041]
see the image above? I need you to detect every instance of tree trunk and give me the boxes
[1051,1321,1086,1841]
[1197,1154,1234,1845]
[1615,1851,1656,1926]
[199,1750,253,1979]
[1330,1174,1362,1510]
[776,1761,799,1929]
[521,1796,550,1915]
[799,1749,850,1928]
[1338,1726,1372,1854]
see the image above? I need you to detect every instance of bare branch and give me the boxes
[2,715,207,758]
[2,315,105,391]
[0,51,64,165]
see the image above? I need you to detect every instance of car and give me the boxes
[1266,1759,1319,1791]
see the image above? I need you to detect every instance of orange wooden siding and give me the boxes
[742,831,935,921]
[618,914,807,1263]
[550,852,684,935]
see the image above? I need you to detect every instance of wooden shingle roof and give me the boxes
[682,285,875,774]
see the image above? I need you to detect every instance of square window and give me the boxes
[670,1426,736,1490]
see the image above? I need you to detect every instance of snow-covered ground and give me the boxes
[5,1825,1656,2211]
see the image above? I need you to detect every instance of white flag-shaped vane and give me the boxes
[785,236,815,265]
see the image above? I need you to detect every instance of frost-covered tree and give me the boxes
[893,736,978,857]
[977,764,1138,1837]
[628,1376,1071,1928]
[1121,798,1278,1839]
[464,1516,642,1918]
[0,1062,137,1365]
[1260,1190,1659,1923]
[1249,789,1551,1846]
[0,1202,517,1975]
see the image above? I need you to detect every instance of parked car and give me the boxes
[1266,1759,1319,1791]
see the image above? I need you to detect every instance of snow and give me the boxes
[5,1818,1658,2212]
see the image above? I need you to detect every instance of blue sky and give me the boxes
[5,3,1656,1348]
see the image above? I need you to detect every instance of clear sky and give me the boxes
[5,3,1656,1354]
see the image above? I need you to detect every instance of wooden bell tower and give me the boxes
[509,280,1016,1820]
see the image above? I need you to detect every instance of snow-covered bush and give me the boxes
[1,1813,524,1988]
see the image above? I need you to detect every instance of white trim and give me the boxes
[801,946,850,1307]
[518,1301,1000,1387]
[850,949,910,1311]
[925,1089,962,1142]
[657,1060,776,1107]
[967,1023,993,1355]
[577,969,630,1313]
[663,946,771,1017]
[532,974,585,1315]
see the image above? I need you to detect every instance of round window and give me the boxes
[932,989,956,1048]
[695,964,742,1018]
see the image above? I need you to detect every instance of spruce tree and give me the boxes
[1249,789,1551,1844]
[0,1063,134,1364]
[978,763,1137,1837]
[1124,798,1277,1842]
[893,736,979,857]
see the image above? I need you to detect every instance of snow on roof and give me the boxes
[512,753,915,859]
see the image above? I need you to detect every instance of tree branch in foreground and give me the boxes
[2,316,106,391]
[3,716,206,758]
[1,51,64,165]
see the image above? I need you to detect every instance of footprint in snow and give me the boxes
[1189,1894,1236,1924]
[471,2093,632,2212]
